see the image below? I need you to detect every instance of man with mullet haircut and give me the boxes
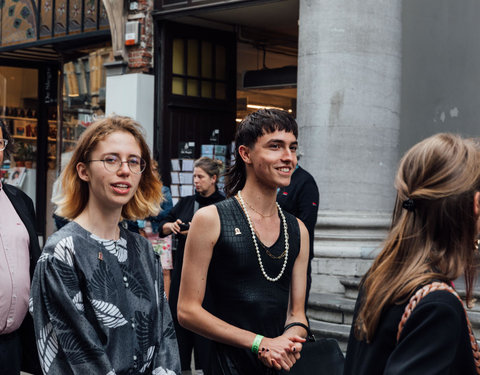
[177,109,310,375]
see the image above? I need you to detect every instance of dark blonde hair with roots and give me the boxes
[194,157,223,179]
[54,116,163,220]
[355,133,480,343]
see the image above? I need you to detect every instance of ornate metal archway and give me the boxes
[0,0,111,59]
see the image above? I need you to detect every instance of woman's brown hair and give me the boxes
[54,116,162,220]
[355,133,480,342]
[194,157,223,179]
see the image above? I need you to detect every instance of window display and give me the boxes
[0,66,39,203]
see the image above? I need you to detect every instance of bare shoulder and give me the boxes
[190,205,221,241]
[295,218,309,260]
[192,204,220,224]
[296,217,308,237]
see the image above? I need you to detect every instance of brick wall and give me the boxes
[126,0,154,73]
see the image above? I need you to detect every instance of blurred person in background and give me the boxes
[138,160,174,298]
[277,151,319,308]
[159,156,225,373]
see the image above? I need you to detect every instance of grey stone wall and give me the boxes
[400,0,480,155]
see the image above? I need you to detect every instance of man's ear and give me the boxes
[77,162,90,182]
[474,191,480,217]
[238,145,252,165]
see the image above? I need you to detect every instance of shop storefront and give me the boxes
[0,0,111,239]
[153,0,298,197]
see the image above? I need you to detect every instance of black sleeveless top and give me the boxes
[207,197,301,375]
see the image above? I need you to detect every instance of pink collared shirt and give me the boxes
[0,183,30,334]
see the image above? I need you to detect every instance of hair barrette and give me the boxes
[402,198,415,212]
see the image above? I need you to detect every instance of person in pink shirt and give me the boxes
[0,119,42,375]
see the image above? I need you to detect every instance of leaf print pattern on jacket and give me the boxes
[53,236,75,266]
[37,322,59,375]
[91,234,128,262]
[72,292,84,312]
[31,221,181,374]
[91,300,128,328]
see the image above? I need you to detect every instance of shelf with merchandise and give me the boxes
[13,135,36,141]
[1,116,38,121]
[14,142,36,168]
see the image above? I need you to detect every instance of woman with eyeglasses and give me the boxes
[30,116,180,374]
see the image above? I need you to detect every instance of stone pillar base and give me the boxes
[311,210,391,294]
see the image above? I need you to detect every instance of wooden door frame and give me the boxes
[154,20,237,186]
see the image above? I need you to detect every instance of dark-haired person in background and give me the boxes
[277,154,319,307]
[0,119,41,375]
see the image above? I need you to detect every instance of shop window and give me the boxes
[202,42,213,79]
[202,81,213,98]
[171,37,228,100]
[215,45,226,80]
[172,77,185,95]
[172,39,185,75]
[0,67,39,204]
[187,79,199,97]
[62,47,113,160]
[187,39,199,77]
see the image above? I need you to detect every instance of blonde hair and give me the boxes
[355,133,480,342]
[54,116,163,220]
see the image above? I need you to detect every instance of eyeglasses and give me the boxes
[0,139,8,151]
[88,154,146,174]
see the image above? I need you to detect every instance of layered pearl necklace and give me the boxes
[237,190,289,282]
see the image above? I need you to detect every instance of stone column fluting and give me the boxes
[296,0,402,293]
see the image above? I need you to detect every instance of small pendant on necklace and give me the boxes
[235,228,242,235]
[98,252,104,261]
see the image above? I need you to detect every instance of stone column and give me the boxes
[296,0,402,293]
[102,0,128,61]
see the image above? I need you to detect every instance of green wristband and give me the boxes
[251,334,264,354]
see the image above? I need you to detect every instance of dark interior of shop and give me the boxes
[168,0,299,120]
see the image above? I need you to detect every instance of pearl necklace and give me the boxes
[237,190,289,282]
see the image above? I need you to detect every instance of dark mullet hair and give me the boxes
[224,109,298,197]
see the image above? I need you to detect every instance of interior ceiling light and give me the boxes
[247,104,285,110]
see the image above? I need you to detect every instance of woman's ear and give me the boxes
[238,145,252,165]
[474,191,480,217]
[76,162,90,182]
